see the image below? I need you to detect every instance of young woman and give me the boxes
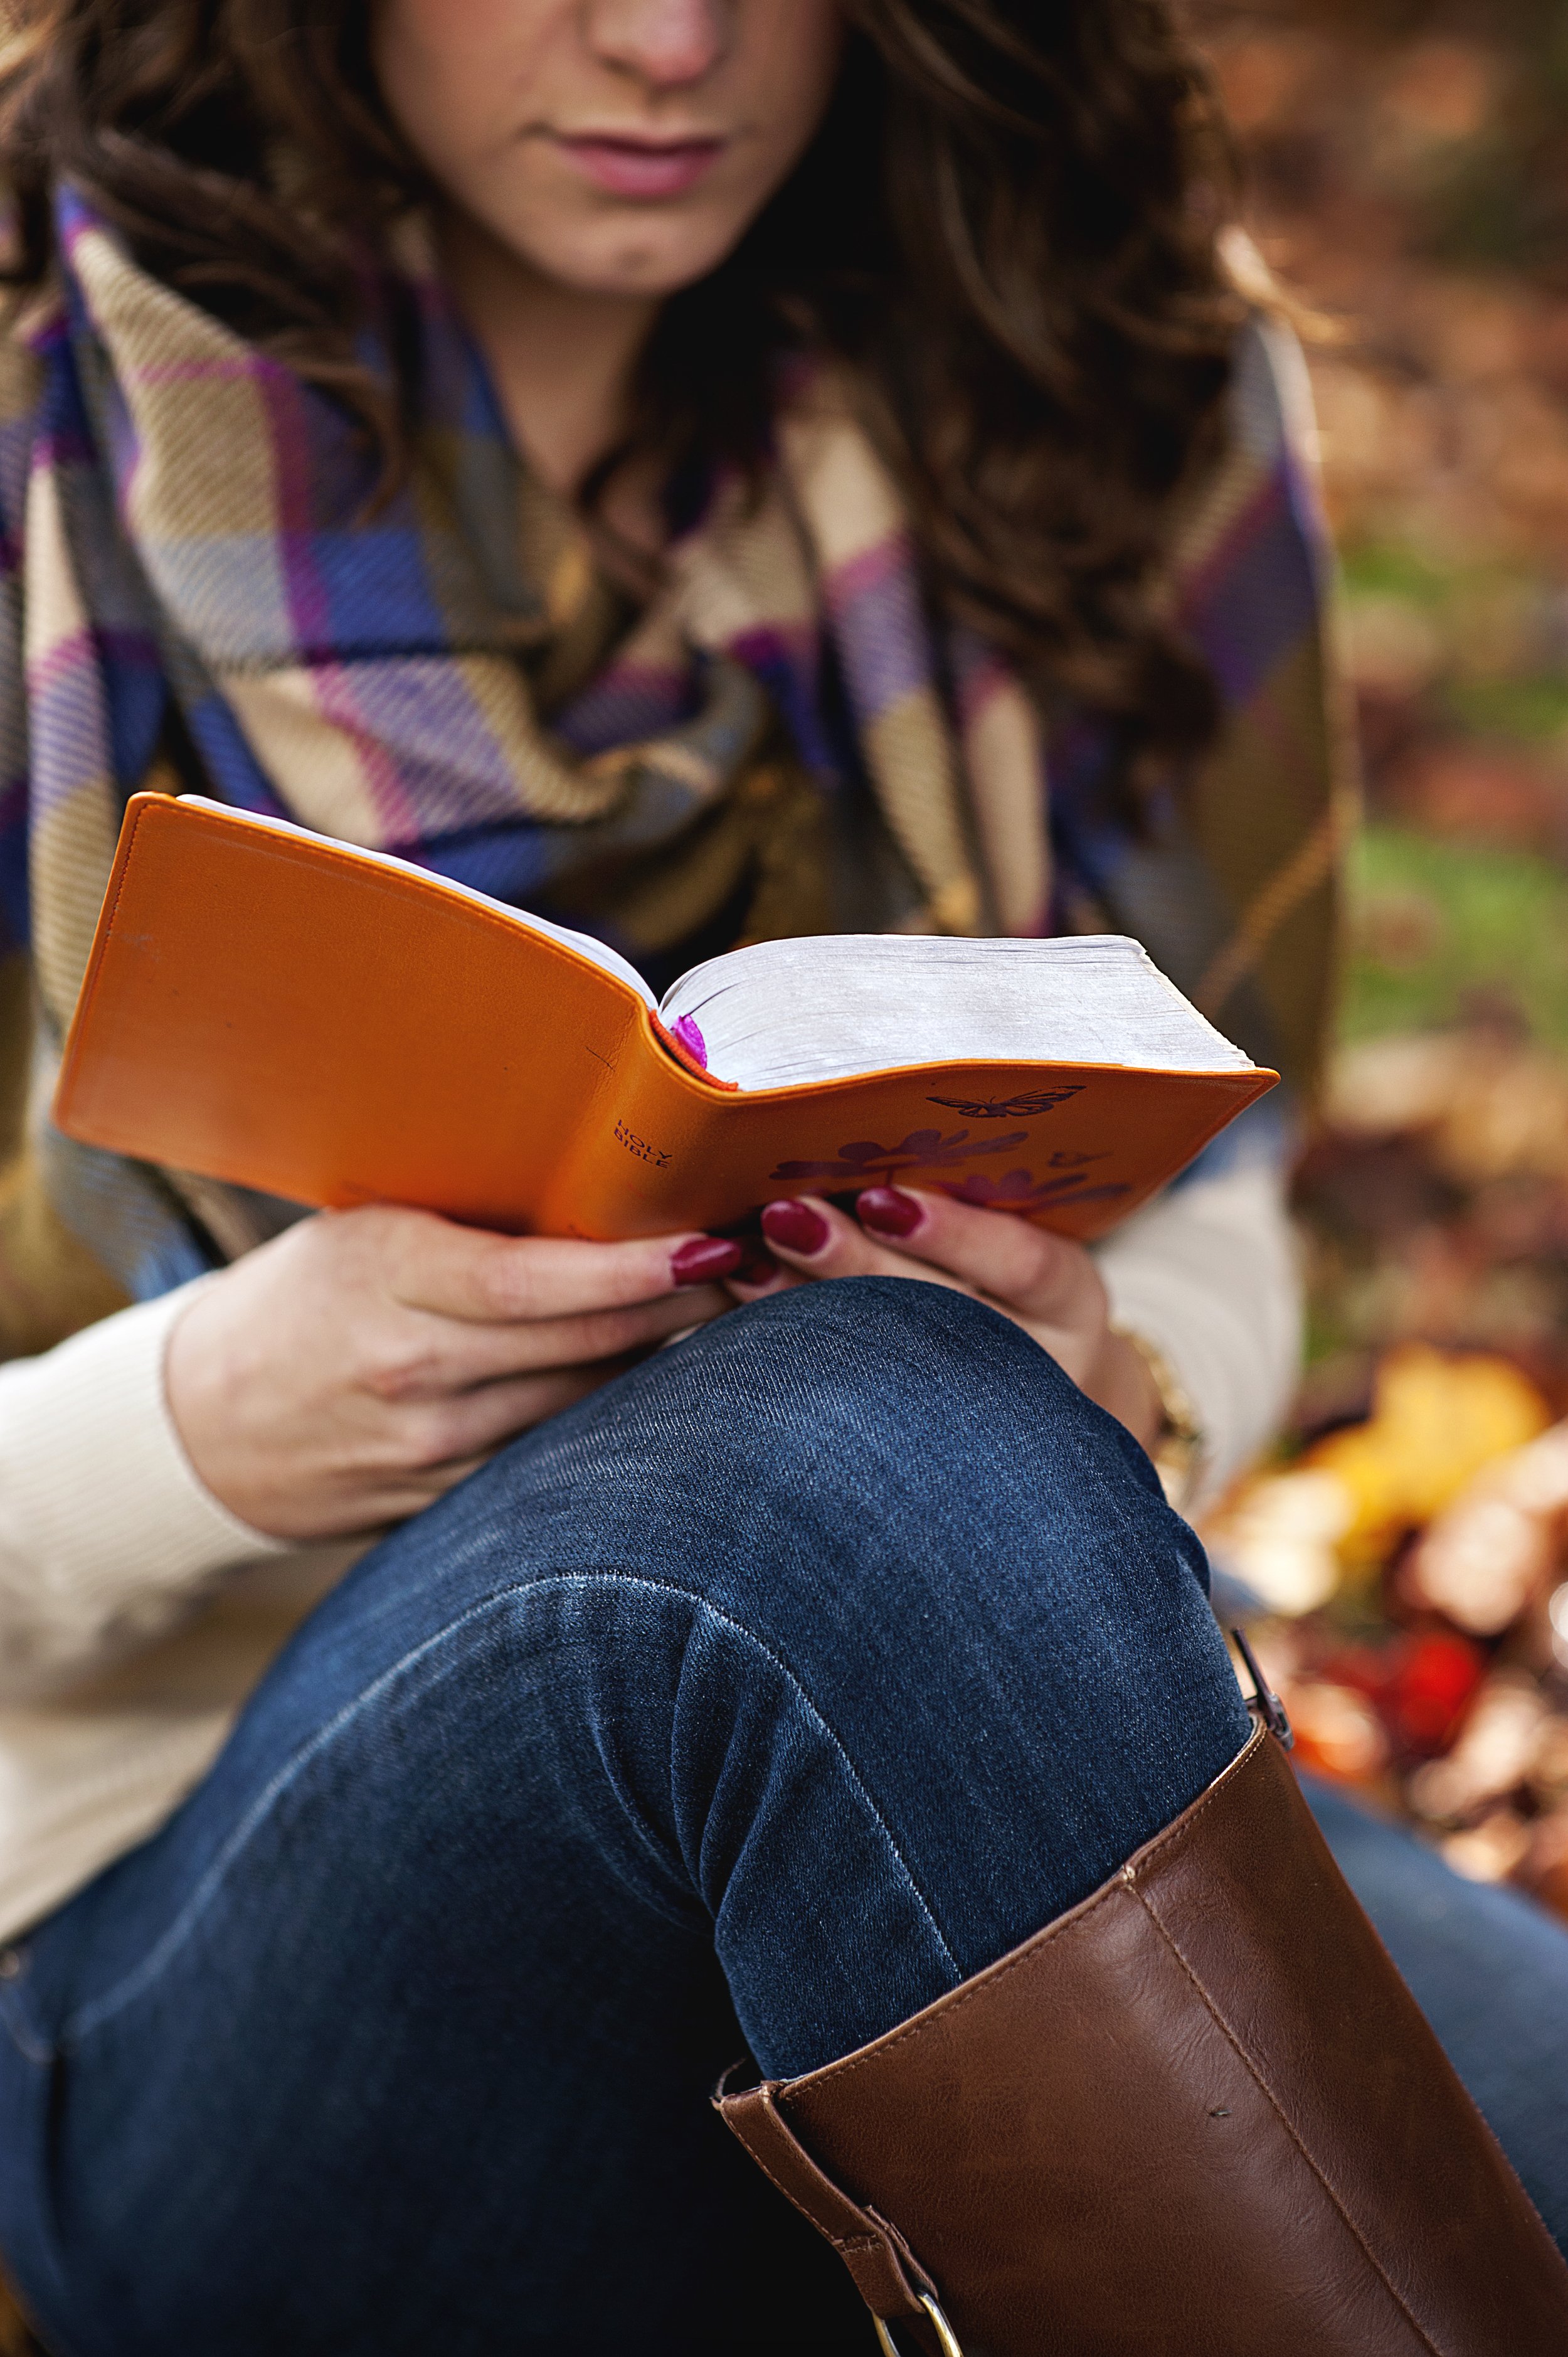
[0,3,1563,2350]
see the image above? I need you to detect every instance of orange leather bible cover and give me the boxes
[54,795,1277,1242]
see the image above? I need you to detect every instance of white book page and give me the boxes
[659,934,1253,1090]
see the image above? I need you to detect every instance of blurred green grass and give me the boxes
[1344,821,1568,1045]
[1446,678,1568,741]
[1340,543,1568,742]
[1337,538,1568,1050]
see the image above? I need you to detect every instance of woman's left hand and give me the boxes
[741,1187,1165,1453]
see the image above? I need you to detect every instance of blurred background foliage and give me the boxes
[1185,4,1568,1910]
[1199,0,1568,1062]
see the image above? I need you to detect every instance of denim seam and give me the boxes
[56,1570,958,2045]
[56,1589,532,2046]
[782,1726,1263,2095]
[548,1573,961,1981]
[0,1982,51,2067]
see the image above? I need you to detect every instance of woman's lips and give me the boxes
[553,135,726,200]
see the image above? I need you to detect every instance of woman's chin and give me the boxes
[488,211,753,305]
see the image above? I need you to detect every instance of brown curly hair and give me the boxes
[0,0,1244,777]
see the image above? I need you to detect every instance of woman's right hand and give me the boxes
[164,1205,743,1543]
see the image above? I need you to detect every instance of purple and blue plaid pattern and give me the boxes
[0,194,1345,1301]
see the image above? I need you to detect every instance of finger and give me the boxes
[324,1361,620,1521]
[363,1205,745,1322]
[333,1456,497,1527]
[361,1284,732,1402]
[726,1262,802,1299]
[400,1363,612,1467]
[852,1188,1105,1326]
[721,1242,795,1299]
[758,1196,973,1296]
[319,1430,566,1530]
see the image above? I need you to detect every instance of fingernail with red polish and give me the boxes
[671,1237,744,1287]
[857,1186,924,1239]
[761,1200,830,1256]
[732,1240,781,1287]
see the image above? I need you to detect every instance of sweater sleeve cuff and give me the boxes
[0,1281,285,1612]
[1094,1164,1303,1507]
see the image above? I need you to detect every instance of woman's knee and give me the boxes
[347,1273,1242,1833]
[591,1280,1253,2041]
[622,1274,1146,1512]
[660,1276,1197,1588]
[492,1277,1223,1701]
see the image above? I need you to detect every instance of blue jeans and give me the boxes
[0,1279,1564,2354]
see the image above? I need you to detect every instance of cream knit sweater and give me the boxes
[0,1164,1298,1944]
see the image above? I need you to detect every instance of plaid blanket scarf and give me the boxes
[0,188,1352,1344]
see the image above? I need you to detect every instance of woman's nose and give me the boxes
[585,0,731,90]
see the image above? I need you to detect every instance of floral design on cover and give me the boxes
[769,1128,1027,1186]
[940,1168,1130,1215]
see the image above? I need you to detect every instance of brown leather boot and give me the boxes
[716,1722,1568,2356]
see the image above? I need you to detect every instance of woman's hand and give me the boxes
[164,1206,743,1543]
[746,1188,1165,1452]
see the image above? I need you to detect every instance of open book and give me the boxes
[55,795,1276,1243]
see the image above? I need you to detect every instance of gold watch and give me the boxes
[1113,1326,1207,1513]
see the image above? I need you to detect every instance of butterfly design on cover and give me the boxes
[925,1086,1086,1122]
